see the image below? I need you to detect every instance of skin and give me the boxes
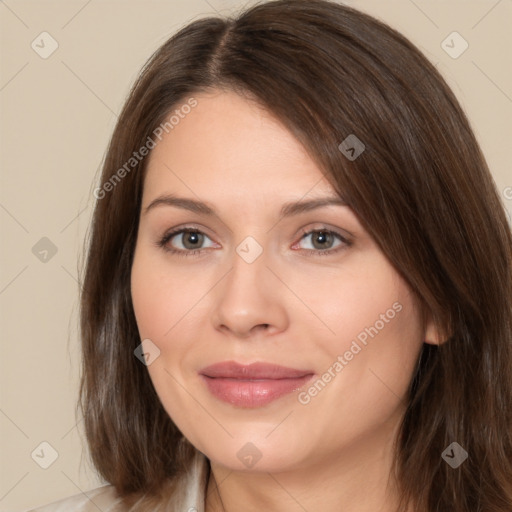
[130,89,442,512]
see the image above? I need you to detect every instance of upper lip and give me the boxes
[200,361,314,379]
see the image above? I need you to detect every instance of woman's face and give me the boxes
[131,89,438,473]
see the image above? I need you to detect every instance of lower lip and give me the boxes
[200,374,314,408]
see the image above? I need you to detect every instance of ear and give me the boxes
[423,310,450,346]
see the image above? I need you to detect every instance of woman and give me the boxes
[26,0,512,510]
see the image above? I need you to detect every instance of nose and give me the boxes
[211,246,289,339]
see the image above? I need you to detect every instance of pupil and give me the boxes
[314,231,331,249]
[185,231,201,249]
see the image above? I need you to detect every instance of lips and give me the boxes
[199,361,315,408]
[200,361,313,379]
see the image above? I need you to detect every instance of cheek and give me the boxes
[297,253,423,398]
[289,252,411,353]
[130,248,193,341]
[131,264,169,341]
[130,251,197,414]
[294,267,423,448]
[130,248,214,389]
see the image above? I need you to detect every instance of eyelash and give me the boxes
[156,225,352,259]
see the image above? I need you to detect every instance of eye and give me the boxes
[292,227,351,256]
[156,225,352,258]
[157,227,217,257]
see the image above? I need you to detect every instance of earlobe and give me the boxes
[423,313,450,346]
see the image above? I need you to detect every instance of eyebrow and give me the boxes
[143,194,348,219]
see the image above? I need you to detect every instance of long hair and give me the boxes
[78,1,512,510]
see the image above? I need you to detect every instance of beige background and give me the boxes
[1,0,511,510]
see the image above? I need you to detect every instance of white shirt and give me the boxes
[21,451,209,512]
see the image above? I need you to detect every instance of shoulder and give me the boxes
[21,451,209,512]
[22,484,122,512]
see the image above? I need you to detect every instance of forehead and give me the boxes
[142,89,336,202]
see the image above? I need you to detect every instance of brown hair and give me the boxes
[79,0,512,510]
